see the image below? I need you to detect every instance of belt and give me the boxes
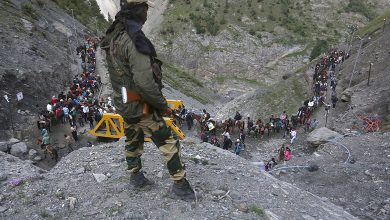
[127,90,149,115]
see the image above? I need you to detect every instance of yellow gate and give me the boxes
[89,114,185,141]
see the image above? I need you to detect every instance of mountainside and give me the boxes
[0,0,91,140]
[151,0,390,115]
[229,18,390,219]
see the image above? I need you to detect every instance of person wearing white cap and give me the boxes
[234,139,242,155]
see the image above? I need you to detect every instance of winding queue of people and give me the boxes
[188,48,346,171]
[36,37,109,157]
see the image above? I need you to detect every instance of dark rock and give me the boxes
[0,206,8,213]
[306,127,342,147]
[0,173,8,182]
[0,142,9,153]
[10,142,28,158]
[341,89,353,102]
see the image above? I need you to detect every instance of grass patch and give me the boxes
[214,76,264,86]
[344,0,376,20]
[201,160,209,165]
[36,0,45,7]
[21,3,40,20]
[161,0,321,41]
[50,0,109,35]
[309,39,329,61]
[164,62,203,87]
[163,62,209,104]
[55,191,65,200]
[255,75,306,118]
[39,210,50,218]
[355,10,390,37]
[249,205,265,216]
[191,157,200,164]
[109,207,123,216]
[3,0,14,6]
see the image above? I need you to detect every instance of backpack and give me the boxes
[248,120,254,128]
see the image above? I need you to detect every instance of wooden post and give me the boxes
[349,37,364,88]
[367,63,373,86]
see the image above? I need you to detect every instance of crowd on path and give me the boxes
[179,48,348,171]
[32,36,346,167]
[35,37,110,159]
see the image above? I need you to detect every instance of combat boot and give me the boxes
[130,172,154,188]
[171,178,196,201]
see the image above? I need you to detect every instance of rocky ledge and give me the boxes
[0,137,356,219]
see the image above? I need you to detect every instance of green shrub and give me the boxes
[220,16,227,25]
[249,205,264,216]
[36,0,45,7]
[309,39,328,61]
[344,0,376,20]
[22,3,40,20]
[50,0,109,35]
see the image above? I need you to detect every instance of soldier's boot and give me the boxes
[171,178,196,201]
[130,172,154,188]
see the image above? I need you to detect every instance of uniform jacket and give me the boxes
[101,22,167,122]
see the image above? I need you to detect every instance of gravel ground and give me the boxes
[0,138,357,220]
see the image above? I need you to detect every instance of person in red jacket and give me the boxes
[51,96,58,105]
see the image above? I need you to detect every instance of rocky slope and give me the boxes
[0,138,357,220]
[273,20,390,219]
[276,132,390,220]
[0,0,90,140]
[151,0,390,114]
[235,20,390,219]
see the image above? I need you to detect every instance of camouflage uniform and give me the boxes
[101,22,186,181]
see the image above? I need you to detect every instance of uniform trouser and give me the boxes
[124,115,186,181]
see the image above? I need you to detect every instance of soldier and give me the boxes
[101,0,195,201]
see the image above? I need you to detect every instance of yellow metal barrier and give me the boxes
[167,100,184,111]
[89,113,125,139]
[164,117,185,140]
[90,100,186,141]
[89,114,185,141]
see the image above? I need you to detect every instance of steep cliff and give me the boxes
[0,0,91,140]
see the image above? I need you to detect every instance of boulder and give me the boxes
[307,127,342,148]
[0,142,9,153]
[92,173,108,183]
[33,156,42,162]
[341,89,353,102]
[10,142,28,158]
[8,138,20,144]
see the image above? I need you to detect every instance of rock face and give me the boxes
[0,140,357,219]
[341,89,353,102]
[0,142,10,153]
[307,127,342,147]
[278,133,390,220]
[10,142,28,158]
[0,0,88,140]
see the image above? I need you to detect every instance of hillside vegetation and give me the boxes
[162,0,382,45]
[50,0,109,35]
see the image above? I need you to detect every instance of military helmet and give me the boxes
[120,0,155,8]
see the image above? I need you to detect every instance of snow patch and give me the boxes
[96,0,119,20]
